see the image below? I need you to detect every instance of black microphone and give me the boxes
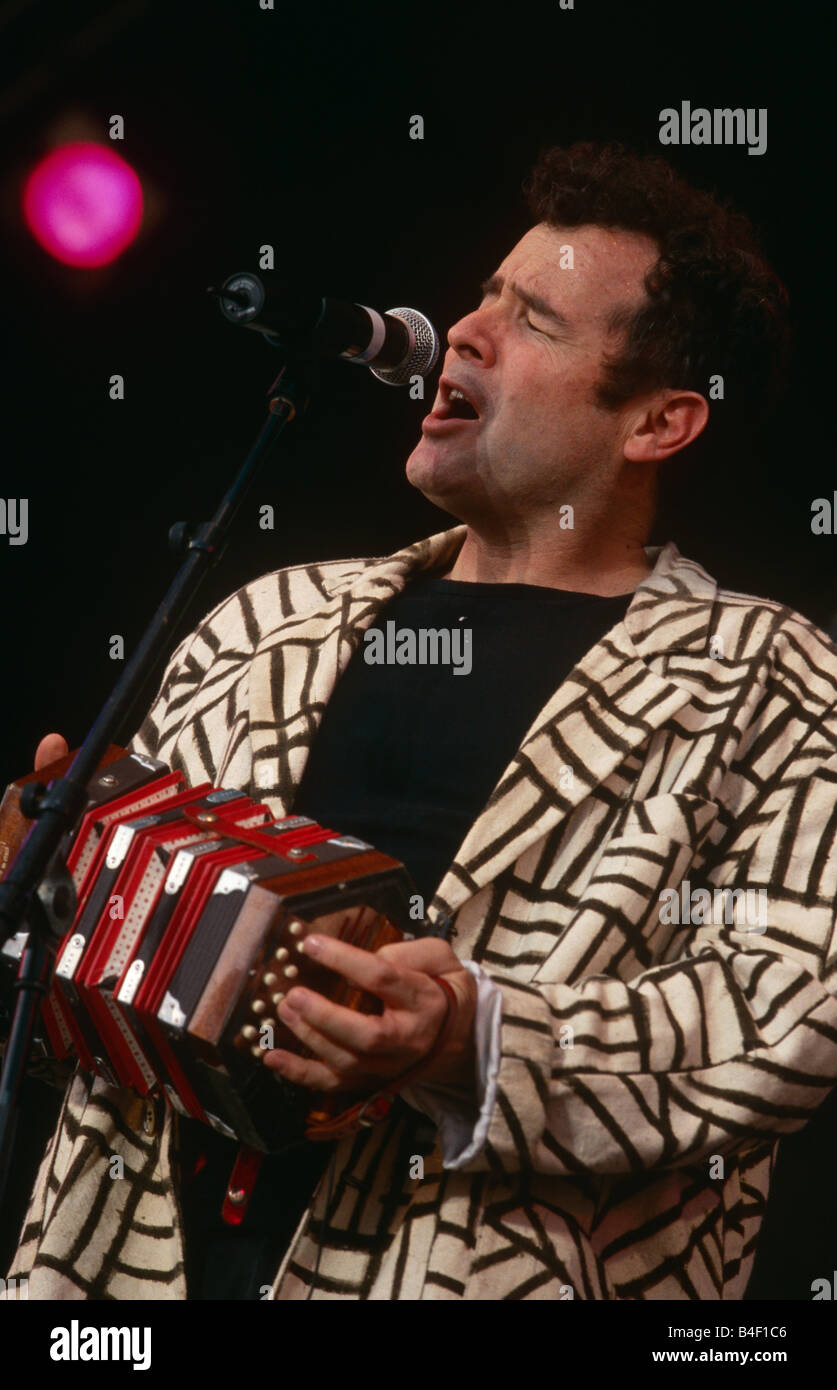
[208,272,439,386]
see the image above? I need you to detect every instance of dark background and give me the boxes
[0,0,832,1298]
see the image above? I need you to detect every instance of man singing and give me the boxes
[8,141,837,1301]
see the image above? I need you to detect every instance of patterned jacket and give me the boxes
[7,524,837,1301]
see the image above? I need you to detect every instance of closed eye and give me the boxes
[478,286,551,335]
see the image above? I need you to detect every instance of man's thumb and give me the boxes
[34,733,69,772]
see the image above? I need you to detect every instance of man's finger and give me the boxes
[275,992,364,1069]
[261,1048,344,1092]
[300,934,411,1004]
[278,985,408,1058]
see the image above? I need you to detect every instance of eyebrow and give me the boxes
[479,273,572,331]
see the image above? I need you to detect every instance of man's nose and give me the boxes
[446,302,497,365]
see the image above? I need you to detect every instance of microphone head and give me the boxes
[371,307,440,386]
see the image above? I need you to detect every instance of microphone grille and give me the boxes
[371,307,440,386]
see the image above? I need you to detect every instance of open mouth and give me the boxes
[442,387,479,420]
[427,378,481,423]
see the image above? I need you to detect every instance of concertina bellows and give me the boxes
[0,745,429,1152]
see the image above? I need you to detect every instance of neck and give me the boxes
[441,523,654,596]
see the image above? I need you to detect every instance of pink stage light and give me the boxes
[23,142,143,268]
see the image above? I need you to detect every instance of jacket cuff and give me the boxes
[399,961,504,1167]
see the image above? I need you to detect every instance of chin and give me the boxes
[406,438,466,493]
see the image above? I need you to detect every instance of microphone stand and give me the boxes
[0,348,317,1201]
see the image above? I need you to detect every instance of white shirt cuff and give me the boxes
[399,960,503,1168]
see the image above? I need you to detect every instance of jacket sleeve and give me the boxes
[448,733,837,1178]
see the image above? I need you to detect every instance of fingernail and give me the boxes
[302,935,322,956]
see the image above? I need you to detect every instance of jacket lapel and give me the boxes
[247,527,467,810]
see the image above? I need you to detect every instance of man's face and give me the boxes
[405,222,660,524]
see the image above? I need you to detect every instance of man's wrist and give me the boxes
[400,961,503,1168]
[415,970,478,1091]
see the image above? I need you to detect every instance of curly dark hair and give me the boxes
[523,142,790,436]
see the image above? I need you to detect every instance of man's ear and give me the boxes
[623,391,710,464]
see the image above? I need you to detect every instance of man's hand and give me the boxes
[261,934,478,1098]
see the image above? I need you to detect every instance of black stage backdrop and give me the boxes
[0,0,832,1303]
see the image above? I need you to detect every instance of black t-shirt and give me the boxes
[179,574,633,1298]
[294,575,633,907]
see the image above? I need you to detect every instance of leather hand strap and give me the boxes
[304,975,459,1143]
